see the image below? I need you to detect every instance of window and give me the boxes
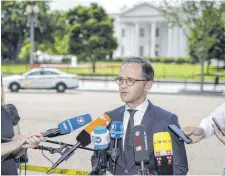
[155,51,159,56]
[121,46,124,56]
[140,28,144,37]
[42,71,59,75]
[27,71,41,76]
[122,29,125,37]
[156,28,159,37]
[139,46,144,56]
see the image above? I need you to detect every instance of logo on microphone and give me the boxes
[95,136,102,143]
[77,117,85,125]
[120,124,123,131]
[136,146,142,151]
[136,138,141,145]
[111,124,116,131]
[135,131,140,136]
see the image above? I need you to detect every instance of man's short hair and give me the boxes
[121,57,154,81]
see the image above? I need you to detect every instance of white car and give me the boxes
[3,68,79,93]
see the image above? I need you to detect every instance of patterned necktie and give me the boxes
[124,109,137,165]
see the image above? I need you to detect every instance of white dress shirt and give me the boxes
[122,99,149,149]
[199,102,225,138]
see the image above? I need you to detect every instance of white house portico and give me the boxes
[110,3,188,58]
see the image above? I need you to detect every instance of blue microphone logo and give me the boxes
[120,124,123,131]
[111,124,116,131]
[77,117,85,125]
[110,121,124,139]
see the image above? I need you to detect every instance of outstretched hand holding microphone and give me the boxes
[182,102,225,144]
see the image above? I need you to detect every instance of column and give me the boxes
[128,24,133,57]
[150,22,156,57]
[167,23,173,57]
[174,27,179,58]
[117,21,122,57]
[135,23,139,56]
[148,24,151,56]
[131,24,135,56]
[179,28,183,57]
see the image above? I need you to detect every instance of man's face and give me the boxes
[118,63,152,107]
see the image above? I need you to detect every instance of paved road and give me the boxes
[5,91,225,175]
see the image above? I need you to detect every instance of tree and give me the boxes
[1,1,51,61]
[208,24,225,70]
[161,0,225,92]
[66,3,118,73]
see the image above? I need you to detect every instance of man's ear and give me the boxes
[144,81,153,92]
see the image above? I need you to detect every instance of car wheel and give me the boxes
[56,83,66,93]
[9,82,20,92]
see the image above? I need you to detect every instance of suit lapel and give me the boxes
[141,100,154,130]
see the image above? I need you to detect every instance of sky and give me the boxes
[49,0,167,13]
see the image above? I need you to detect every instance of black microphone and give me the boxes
[48,114,111,172]
[109,121,123,175]
[153,132,173,175]
[132,125,150,175]
[89,126,110,175]
[42,114,92,137]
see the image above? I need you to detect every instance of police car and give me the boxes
[3,68,79,93]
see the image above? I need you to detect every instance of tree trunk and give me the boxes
[200,57,204,92]
[15,33,23,61]
[217,59,219,71]
[206,60,210,75]
[92,58,96,73]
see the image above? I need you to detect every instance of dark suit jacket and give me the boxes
[91,101,188,175]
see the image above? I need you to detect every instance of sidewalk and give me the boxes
[77,80,225,96]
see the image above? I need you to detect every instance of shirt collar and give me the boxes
[125,99,149,112]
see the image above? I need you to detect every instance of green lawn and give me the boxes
[1,63,225,81]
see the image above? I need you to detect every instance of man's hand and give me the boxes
[182,126,206,144]
[22,132,45,149]
[215,126,225,145]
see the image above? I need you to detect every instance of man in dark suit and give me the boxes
[91,57,188,175]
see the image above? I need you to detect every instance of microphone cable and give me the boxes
[39,146,55,175]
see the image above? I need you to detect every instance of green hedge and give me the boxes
[112,57,193,64]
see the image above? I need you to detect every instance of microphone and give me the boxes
[49,114,111,171]
[42,114,92,137]
[153,132,173,175]
[90,126,110,175]
[109,121,123,175]
[132,125,150,175]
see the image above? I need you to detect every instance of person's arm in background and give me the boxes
[11,123,45,158]
[2,104,45,158]
[1,130,44,158]
[199,102,225,138]
[215,126,225,145]
[183,102,225,143]
[1,135,26,158]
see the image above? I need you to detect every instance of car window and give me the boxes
[27,71,42,76]
[42,71,59,75]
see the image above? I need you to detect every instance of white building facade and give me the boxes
[110,3,188,58]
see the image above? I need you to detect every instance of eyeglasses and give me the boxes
[115,77,148,86]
